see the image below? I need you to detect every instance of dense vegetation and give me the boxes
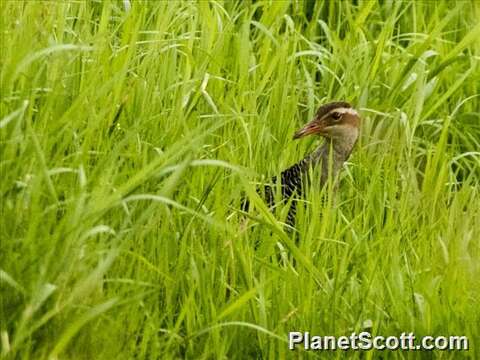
[1,1,479,358]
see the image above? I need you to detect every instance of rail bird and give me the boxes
[243,101,361,227]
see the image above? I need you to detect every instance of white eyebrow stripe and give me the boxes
[334,107,359,116]
[319,107,359,120]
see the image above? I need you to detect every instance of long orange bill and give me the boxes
[293,118,323,139]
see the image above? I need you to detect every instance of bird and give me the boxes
[243,101,361,227]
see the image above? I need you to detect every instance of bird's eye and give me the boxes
[331,112,342,120]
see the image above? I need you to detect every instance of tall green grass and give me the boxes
[1,0,479,358]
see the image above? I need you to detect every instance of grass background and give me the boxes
[1,0,479,358]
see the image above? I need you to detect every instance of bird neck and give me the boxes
[308,133,358,180]
[331,129,359,161]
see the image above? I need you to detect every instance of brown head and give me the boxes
[293,101,360,143]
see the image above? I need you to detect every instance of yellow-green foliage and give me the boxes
[1,1,479,359]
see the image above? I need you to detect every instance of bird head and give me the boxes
[293,101,360,141]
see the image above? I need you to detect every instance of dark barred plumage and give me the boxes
[242,163,302,222]
[241,101,360,228]
[262,156,311,226]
